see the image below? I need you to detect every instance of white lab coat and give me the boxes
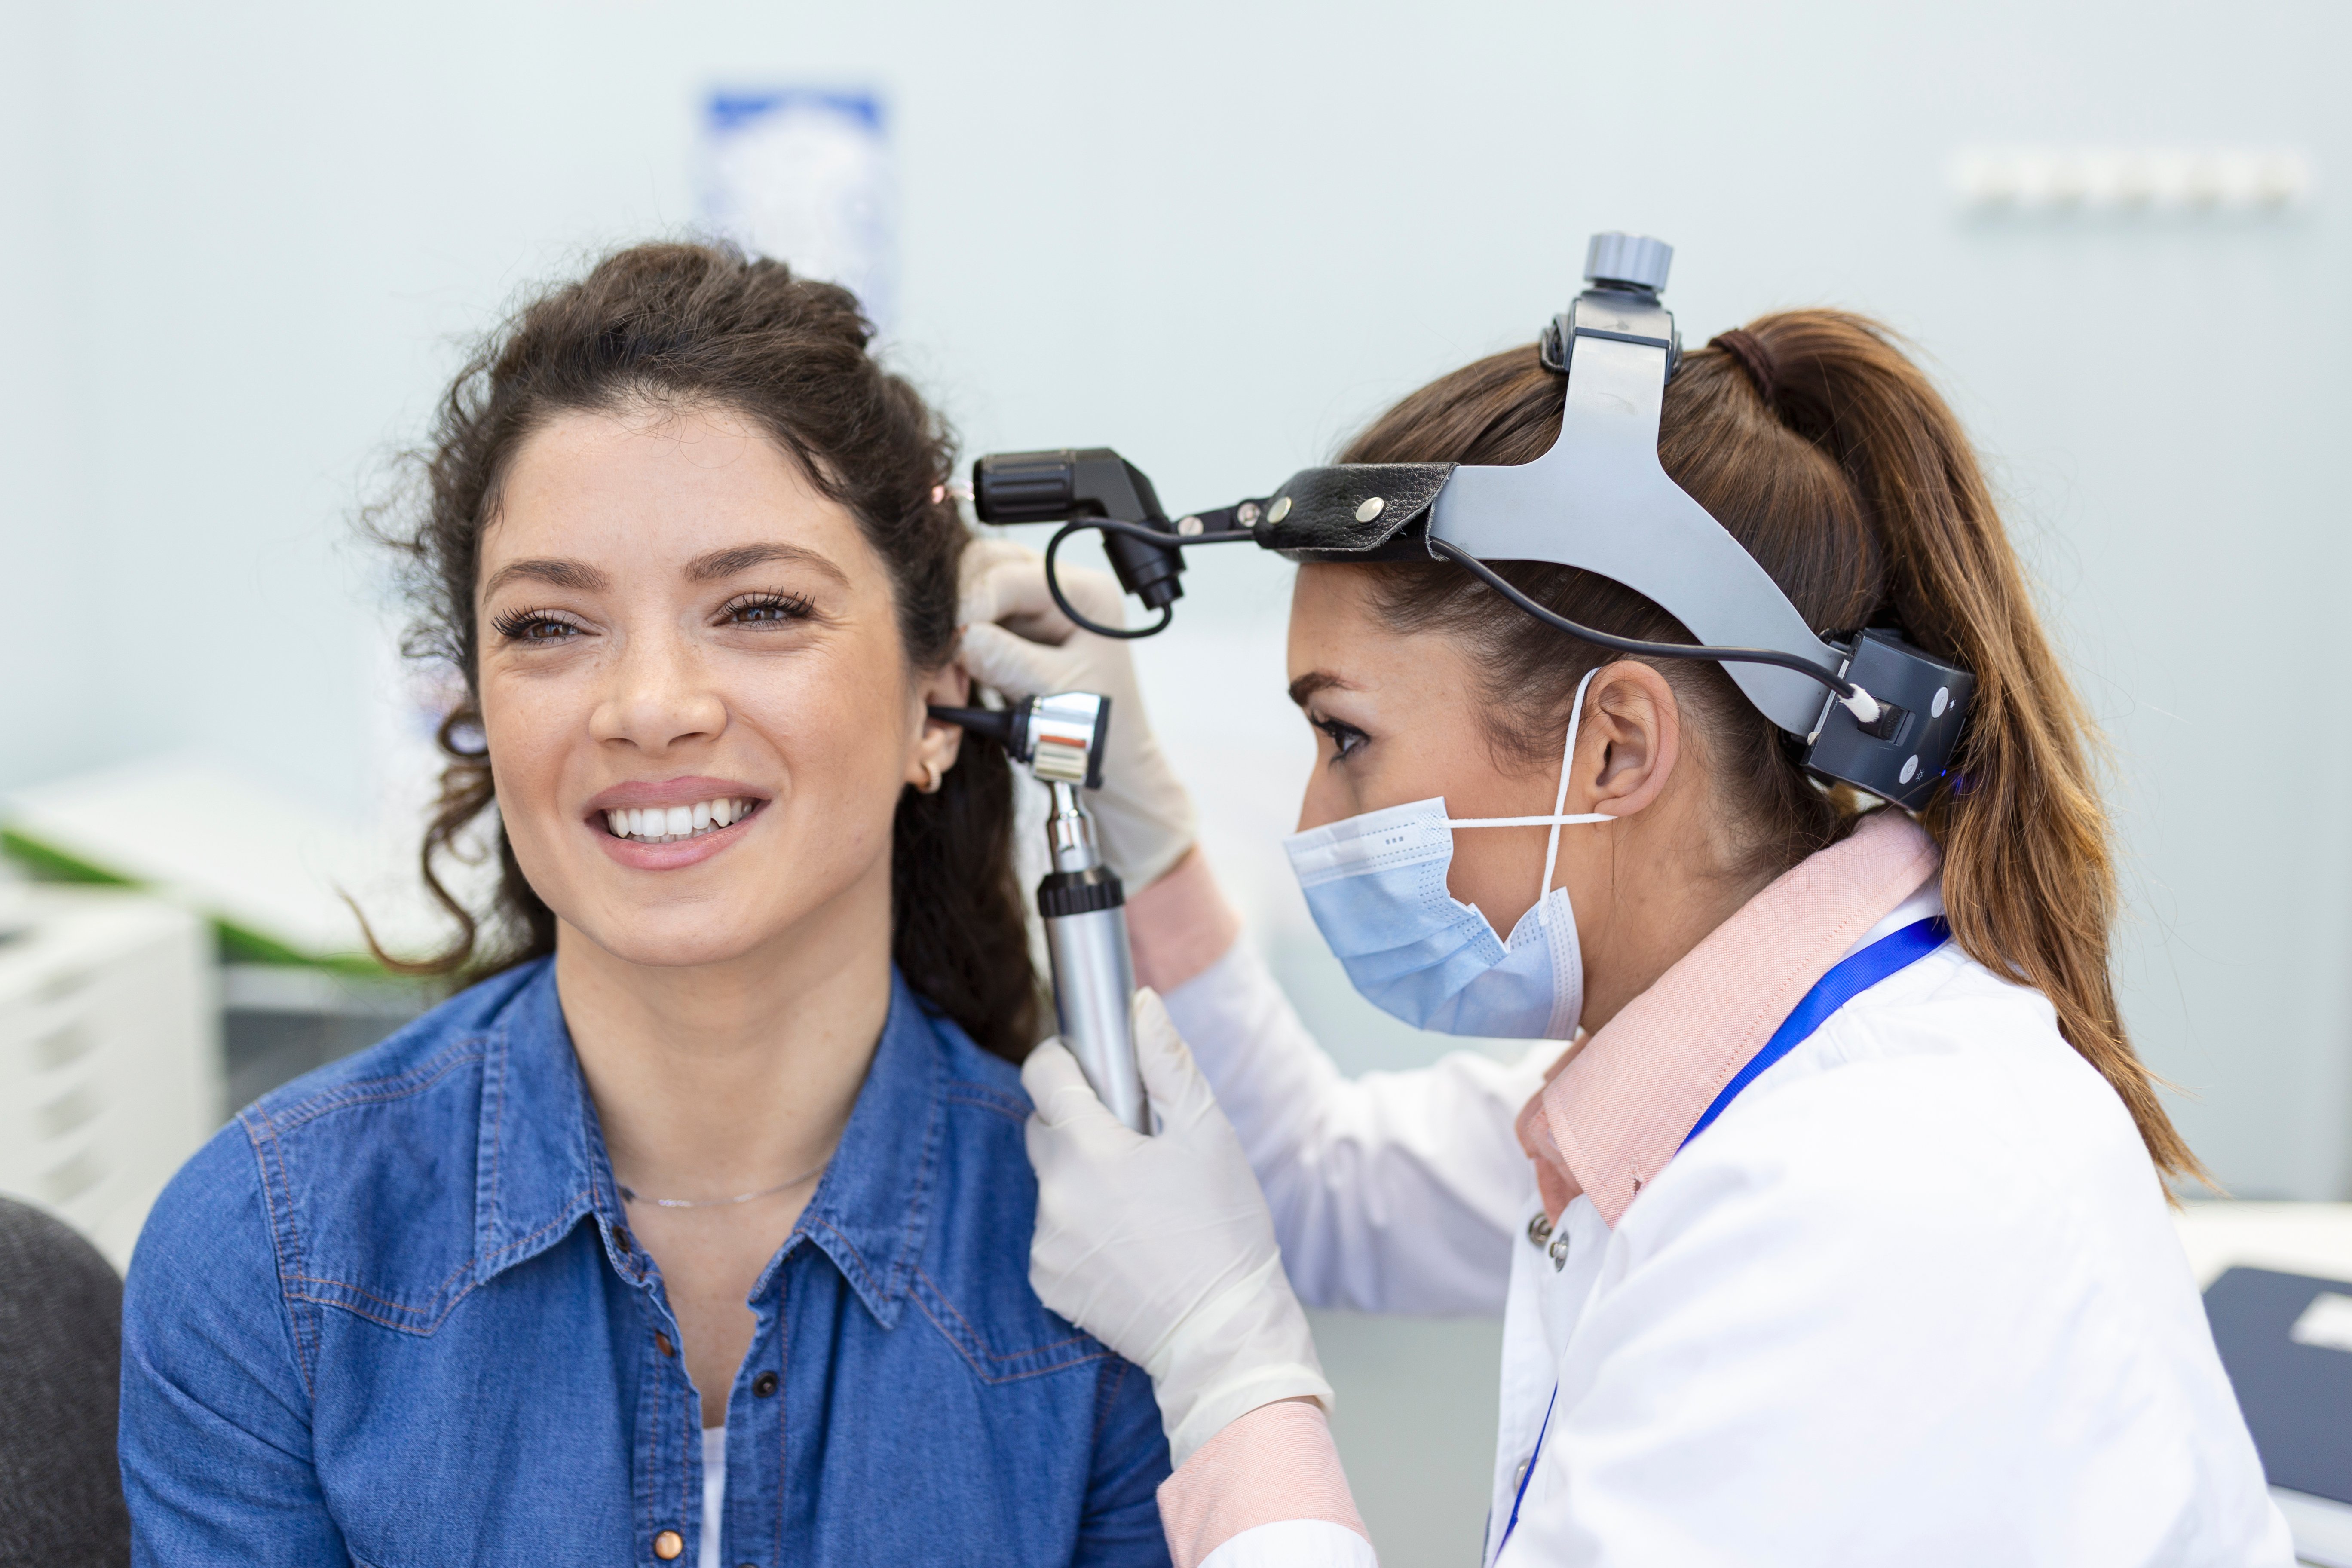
[1162,890,2294,1567]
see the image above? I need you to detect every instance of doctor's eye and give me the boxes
[490,608,588,644]
[1313,715,1369,763]
[717,590,816,628]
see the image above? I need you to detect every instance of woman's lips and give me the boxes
[588,795,766,871]
[584,775,765,814]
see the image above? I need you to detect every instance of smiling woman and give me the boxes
[115,244,1173,1568]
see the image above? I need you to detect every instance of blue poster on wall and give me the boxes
[701,90,895,328]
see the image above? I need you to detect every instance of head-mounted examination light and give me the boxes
[970,233,1974,812]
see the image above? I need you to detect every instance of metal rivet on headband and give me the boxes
[1237,501,1262,527]
[1268,496,1292,524]
[1176,515,1204,536]
[1355,496,1385,524]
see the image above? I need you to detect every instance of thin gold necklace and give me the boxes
[616,1158,829,1210]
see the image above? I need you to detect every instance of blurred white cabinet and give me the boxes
[0,887,219,1270]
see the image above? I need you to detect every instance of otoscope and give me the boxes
[927,691,1148,1133]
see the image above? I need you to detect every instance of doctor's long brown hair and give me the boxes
[368,242,1041,1061]
[1347,312,2203,1185]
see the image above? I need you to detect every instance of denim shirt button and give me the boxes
[652,1528,683,1559]
[654,1331,676,1359]
[752,1371,779,1398]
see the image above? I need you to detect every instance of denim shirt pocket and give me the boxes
[907,1081,1113,1386]
[242,1038,502,1361]
[908,1265,1110,1384]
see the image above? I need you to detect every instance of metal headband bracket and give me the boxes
[966,231,1978,810]
[1428,286,1845,735]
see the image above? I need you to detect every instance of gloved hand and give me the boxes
[1024,988,1331,1466]
[959,538,1198,889]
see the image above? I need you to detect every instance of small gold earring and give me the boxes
[919,760,944,794]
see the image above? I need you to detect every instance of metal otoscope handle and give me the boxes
[927,692,1148,1133]
[1037,779,1147,1133]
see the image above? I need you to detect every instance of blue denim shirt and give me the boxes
[120,961,1172,1566]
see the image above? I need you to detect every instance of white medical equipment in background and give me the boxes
[3,753,429,1266]
[5,752,470,967]
[0,885,218,1270]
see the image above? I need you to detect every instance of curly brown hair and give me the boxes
[368,241,1041,1060]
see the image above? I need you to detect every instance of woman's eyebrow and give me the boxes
[480,558,610,599]
[686,542,850,587]
[1288,671,1354,708]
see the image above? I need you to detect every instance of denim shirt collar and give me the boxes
[472,961,945,1329]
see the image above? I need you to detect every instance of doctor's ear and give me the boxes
[1578,661,1682,818]
[909,663,969,787]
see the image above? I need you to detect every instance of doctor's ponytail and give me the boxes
[1346,312,2205,1186]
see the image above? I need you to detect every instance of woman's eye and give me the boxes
[1315,717,1369,762]
[492,610,584,643]
[720,592,815,627]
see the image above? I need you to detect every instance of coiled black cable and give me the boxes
[1041,518,1260,640]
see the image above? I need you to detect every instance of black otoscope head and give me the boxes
[968,448,1268,642]
[974,450,1184,613]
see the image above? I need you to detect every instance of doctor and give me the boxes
[960,240,2292,1566]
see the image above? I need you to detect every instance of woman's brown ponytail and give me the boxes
[1346,310,2204,1185]
[1745,312,2202,1184]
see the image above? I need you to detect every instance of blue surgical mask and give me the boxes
[1283,671,1611,1040]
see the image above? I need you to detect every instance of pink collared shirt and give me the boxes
[1516,809,1940,1227]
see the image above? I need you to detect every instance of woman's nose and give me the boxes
[1295,772,1349,834]
[588,634,727,752]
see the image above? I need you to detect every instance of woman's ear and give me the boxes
[1580,661,1681,819]
[908,663,970,787]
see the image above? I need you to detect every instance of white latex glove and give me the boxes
[1024,988,1332,1466]
[960,537,1198,888]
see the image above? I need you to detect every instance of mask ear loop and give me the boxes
[1538,667,1603,908]
[1442,668,1614,907]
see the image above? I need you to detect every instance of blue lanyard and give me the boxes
[1496,1385,1556,1559]
[1493,914,1950,1562]
[1680,916,1950,1149]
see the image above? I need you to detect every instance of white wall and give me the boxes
[4,2,2344,1556]
[5,0,2340,1193]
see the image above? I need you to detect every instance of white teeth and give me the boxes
[605,797,756,843]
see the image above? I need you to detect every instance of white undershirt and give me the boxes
[700,1426,726,1568]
